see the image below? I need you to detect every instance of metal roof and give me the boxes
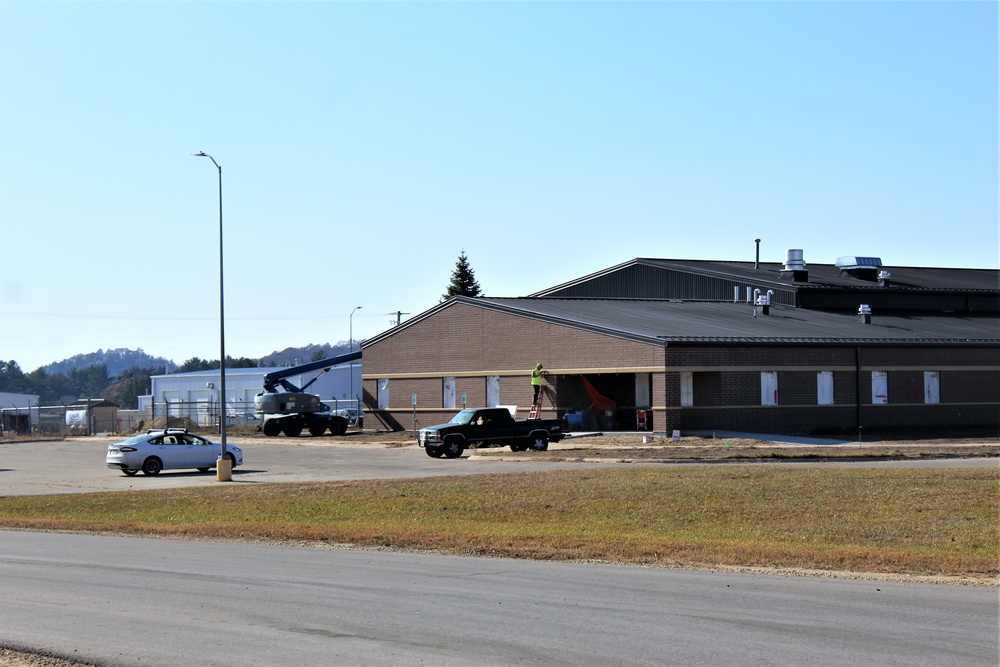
[466,297,1000,345]
[533,258,1000,296]
[364,257,999,349]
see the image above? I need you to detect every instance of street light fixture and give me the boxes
[350,306,362,406]
[193,151,229,480]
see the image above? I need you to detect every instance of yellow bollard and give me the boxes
[216,457,233,482]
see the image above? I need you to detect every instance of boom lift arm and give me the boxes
[254,351,362,438]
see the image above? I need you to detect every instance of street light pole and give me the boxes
[349,306,361,406]
[193,151,229,480]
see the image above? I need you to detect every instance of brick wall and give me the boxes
[362,304,999,435]
[363,302,663,429]
[667,343,999,434]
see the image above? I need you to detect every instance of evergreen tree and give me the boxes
[442,250,483,301]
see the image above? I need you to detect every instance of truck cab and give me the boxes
[418,407,563,458]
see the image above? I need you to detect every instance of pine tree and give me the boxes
[442,250,483,301]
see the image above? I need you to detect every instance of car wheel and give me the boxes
[226,453,237,469]
[443,438,464,459]
[123,469,138,476]
[309,424,327,437]
[141,457,162,476]
[262,419,281,437]
[425,445,444,458]
[197,467,210,473]
[531,434,549,451]
[282,421,303,437]
[329,418,348,436]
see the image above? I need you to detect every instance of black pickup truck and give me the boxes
[417,407,565,458]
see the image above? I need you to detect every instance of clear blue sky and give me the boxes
[1,1,996,372]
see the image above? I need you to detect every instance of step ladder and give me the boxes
[528,388,545,419]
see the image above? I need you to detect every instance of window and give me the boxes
[443,377,456,409]
[871,371,888,405]
[486,376,500,407]
[761,371,778,406]
[817,371,834,405]
[377,379,389,409]
[924,371,940,404]
[680,372,693,407]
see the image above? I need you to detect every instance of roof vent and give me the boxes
[837,256,883,282]
[781,249,808,282]
[858,304,872,324]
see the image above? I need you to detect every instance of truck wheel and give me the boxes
[510,443,527,452]
[530,434,549,451]
[309,424,327,437]
[425,445,444,458]
[443,438,464,459]
[262,419,281,437]
[329,418,348,436]
[283,421,303,437]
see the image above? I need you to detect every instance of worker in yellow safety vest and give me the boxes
[531,363,546,404]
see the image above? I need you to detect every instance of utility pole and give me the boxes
[389,311,410,326]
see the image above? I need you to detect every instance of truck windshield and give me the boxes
[449,410,476,425]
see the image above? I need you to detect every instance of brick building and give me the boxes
[361,255,999,436]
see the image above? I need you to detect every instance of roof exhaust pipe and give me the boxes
[754,238,761,269]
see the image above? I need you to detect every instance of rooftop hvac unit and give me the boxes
[838,256,884,282]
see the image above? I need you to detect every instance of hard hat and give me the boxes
[536,363,543,369]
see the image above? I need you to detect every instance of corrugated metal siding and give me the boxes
[544,264,798,305]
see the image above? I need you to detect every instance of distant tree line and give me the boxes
[0,355,259,409]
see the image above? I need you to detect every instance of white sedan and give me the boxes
[106,429,243,476]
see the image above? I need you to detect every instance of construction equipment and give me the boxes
[253,351,361,437]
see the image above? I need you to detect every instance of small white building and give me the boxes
[141,363,362,428]
[0,392,40,431]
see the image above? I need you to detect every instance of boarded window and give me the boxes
[761,372,778,406]
[872,371,888,405]
[680,372,693,407]
[443,377,456,409]
[924,371,940,404]
[817,371,834,405]
[635,373,651,408]
[377,379,389,410]
[486,376,500,407]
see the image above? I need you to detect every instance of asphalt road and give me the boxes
[1,438,997,666]
[1,530,997,667]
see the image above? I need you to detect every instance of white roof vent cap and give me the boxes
[784,249,805,271]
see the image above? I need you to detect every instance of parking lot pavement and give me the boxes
[0,436,608,496]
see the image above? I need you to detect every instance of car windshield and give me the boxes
[449,410,477,425]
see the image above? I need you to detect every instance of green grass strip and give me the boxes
[1,467,996,576]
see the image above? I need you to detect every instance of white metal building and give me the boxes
[142,363,362,422]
